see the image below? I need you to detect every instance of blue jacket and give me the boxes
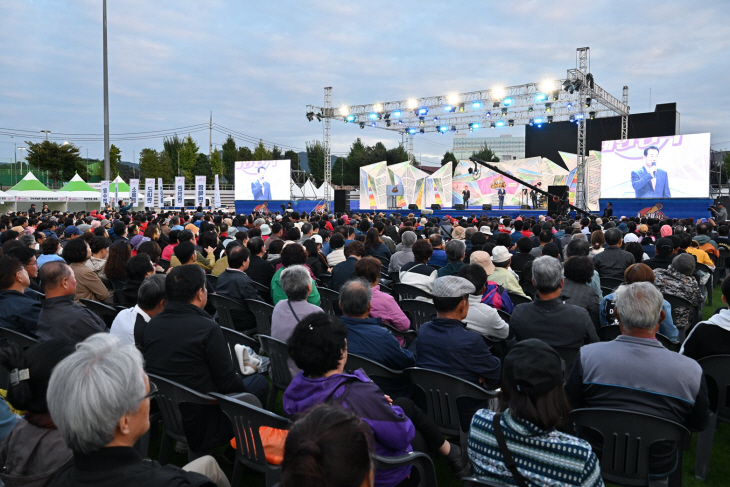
[631,167,671,198]
[341,316,415,371]
[428,249,448,267]
[416,317,501,388]
[0,290,41,337]
[366,243,392,261]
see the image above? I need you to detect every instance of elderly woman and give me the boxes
[37,236,65,269]
[270,243,321,306]
[653,254,703,331]
[64,238,110,304]
[561,256,601,329]
[46,334,230,487]
[271,265,322,377]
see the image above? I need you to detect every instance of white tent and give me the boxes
[315,182,335,199]
[56,174,102,211]
[290,179,304,199]
[302,179,319,199]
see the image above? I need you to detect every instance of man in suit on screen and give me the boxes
[251,166,272,200]
[631,146,671,198]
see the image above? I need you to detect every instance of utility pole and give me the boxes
[209,111,212,160]
[102,0,111,180]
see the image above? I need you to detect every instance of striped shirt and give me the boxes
[468,409,604,486]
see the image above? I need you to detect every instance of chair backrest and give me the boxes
[258,335,293,391]
[393,283,433,301]
[497,309,511,324]
[111,279,126,294]
[375,452,438,487]
[346,353,403,381]
[374,255,390,267]
[245,299,275,336]
[208,294,250,331]
[220,326,260,374]
[598,324,621,342]
[506,292,531,307]
[570,408,689,486]
[252,281,273,305]
[405,367,497,438]
[206,274,218,292]
[318,272,332,288]
[147,374,218,445]
[318,287,340,316]
[599,276,624,290]
[655,333,679,352]
[210,393,290,472]
[79,298,119,328]
[462,478,510,486]
[398,299,436,331]
[24,289,45,302]
[662,293,700,328]
[697,355,730,422]
[0,327,39,349]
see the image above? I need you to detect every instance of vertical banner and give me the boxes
[158,178,164,208]
[100,180,110,207]
[175,177,185,207]
[114,179,119,205]
[145,178,155,207]
[195,176,206,207]
[130,179,140,207]
[214,175,221,208]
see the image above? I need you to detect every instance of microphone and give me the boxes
[653,170,656,178]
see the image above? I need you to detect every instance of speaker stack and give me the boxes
[482,204,492,211]
[408,204,419,210]
[334,190,349,213]
[454,204,465,210]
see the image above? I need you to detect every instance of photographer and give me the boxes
[710,202,727,224]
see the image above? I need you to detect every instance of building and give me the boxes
[452,134,525,161]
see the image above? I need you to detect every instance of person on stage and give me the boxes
[251,166,272,200]
[497,187,506,210]
[529,183,540,210]
[462,188,471,209]
[602,202,613,219]
[631,146,671,198]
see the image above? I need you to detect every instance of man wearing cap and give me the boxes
[489,246,529,298]
[510,256,597,370]
[645,237,675,270]
[61,225,82,250]
[592,228,635,280]
[566,282,709,476]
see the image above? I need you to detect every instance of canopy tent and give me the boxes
[57,174,101,201]
[0,189,9,203]
[315,182,335,199]
[301,179,319,199]
[108,176,131,204]
[6,172,65,203]
[290,179,304,199]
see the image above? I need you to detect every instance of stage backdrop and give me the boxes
[359,161,452,210]
[234,159,291,201]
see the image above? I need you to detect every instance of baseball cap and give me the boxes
[504,339,564,395]
[491,246,511,264]
[64,225,81,236]
[311,234,323,244]
[479,226,492,235]
[656,237,674,254]
[432,276,475,298]
[276,215,283,221]
[260,224,271,236]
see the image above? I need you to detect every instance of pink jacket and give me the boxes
[369,285,411,346]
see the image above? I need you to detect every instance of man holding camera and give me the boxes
[710,202,727,224]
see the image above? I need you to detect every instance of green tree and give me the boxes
[109,144,121,176]
[271,145,282,160]
[284,150,301,171]
[163,135,184,177]
[210,149,223,176]
[252,140,272,161]
[306,140,325,186]
[221,135,237,182]
[471,143,500,163]
[25,140,85,185]
[193,153,212,178]
[138,148,171,181]
[331,156,348,186]
[178,135,200,182]
[386,144,409,166]
[441,150,458,166]
[237,146,253,161]
[367,142,388,165]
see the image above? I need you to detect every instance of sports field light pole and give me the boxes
[17,147,26,177]
[102,0,111,181]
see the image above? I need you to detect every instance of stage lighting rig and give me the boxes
[306,112,314,121]
[359,122,365,129]
[508,119,514,127]
[545,103,552,112]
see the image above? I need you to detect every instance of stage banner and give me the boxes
[214,175,221,208]
[129,179,140,207]
[234,200,328,215]
[175,177,185,207]
[195,176,206,206]
[100,180,110,207]
[158,178,164,208]
[145,178,155,207]
[599,198,713,221]
[114,180,119,205]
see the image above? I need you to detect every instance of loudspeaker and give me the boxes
[520,205,531,210]
[454,204,464,210]
[547,185,569,214]
[334,190,348,213]
[482,204,492,210]
[408,204,419,210]
[431,204,441,210]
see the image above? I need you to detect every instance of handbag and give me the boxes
[493,413,528,487]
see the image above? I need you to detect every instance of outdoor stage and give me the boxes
[366,206,571,220]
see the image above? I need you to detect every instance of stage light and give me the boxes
[373,103,383,113]
[469,122,480,130]
[574,80,583,91]
[419,120,425,126]
[547,116,553,123]
[567,102,573,109]
[534,118,543,124]
[569,114,575,122]
[408,127,417,135]
[407,99,418,109]
[360,122,365,129]
[576,113,584,120]
[458,105,465,112]
[419,128,425,134]
[529,119,534,126]
[438,125,449,133]
[472,101,482,109]
[493,101,500,108]
[485,111,491,118]
[386,121,391,127]
[501,108,508,116]
[492,87,506,99]
[535,93,547,102]
[562,80,573,92]
[503,97,513,106]
[508,119,514,127]
[417,107,428,116]
[371,122,376,127]
[496,120,505,127]
[545,103,552,112]
[393,110,402,117]
[383,113,390,120]
[447,93,460,105]
[339,106,349,116]
[368,113,379,120]
[444,105,454,112]
[398,120,403,125]
[316,112,322,122]
[540,80,554,93]
[589,111,596,120]
[528,107,533,113]
[491,122,496,129]
[346,114,356,123]
[585,97,592,108]
[306,111,314,121]
[433,117,438,122]
[451,125,457,132]
[551,92,559,101]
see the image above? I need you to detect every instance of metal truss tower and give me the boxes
[323,87,332,210]
[574,47,589,210]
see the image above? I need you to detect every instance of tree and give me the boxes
[284,150,301,171]
[331,156,348,186]
[24,140,85,185]
[367,142,388,165]
[386,145,409,166]
[306,140,325,186]
[210,149,223,176]
[109,144,121,176]
[178,135,200,182]
[138,148,171,181]
[193,153,213,178]
[221,135,237,183]
[441,151,458,166]
[252,140,272,161]
[471,143,500,163]
[271,145,282,160]
[163,135,184,177]
[237,146,253,161]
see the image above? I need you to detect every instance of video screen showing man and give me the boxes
[251,166,272,200]
[631,146,671,198]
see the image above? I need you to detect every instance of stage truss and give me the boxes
[307,47,629,211]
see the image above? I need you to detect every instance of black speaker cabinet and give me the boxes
[454,204,465,210]
[334,190,348,213]
[431,204,441,210]
[520,205,531,210]
[547,185,569,214]
[482,204,492,210]
[408,204,419,210]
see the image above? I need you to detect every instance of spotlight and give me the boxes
[433,117,438,122]
[529,119,534,126]
[419,128,425,134]
[383,113,390,120]
[447,93,460,105]
[573,80,583,91]
[469,122,480,130]
[589,111,596,120]
[316,112,322,122]
[528,107,533,113]
[547,116,553,123]
[371,122,376,127]
[576,113,584,120]
[407,127,417,135]
[569,114,575,122]
[386,121,391,127]
[346,115,356,123]
[501,108,508,116]
[407,99,418,109]
[472,101,482,109]
[534,118,543,125]
[562,79,573,93]
[419,119,425,126]
[444,105,454,112]
[306,111,314,121]
[496,120,505,127]
[493,101,500,108]
[392,110,402,117]
[451,125,457,132]
[508,119,514,127]
[417,108,428,116]
[485,111,491,118]
[492,87,506,99]
[339,106,349,116]
[585,97,592,108]
[545,103,552,112]
[359,122,365,129]
[503,97,513,106]
[567,102,573,110]
[373,103,383,113]
[551,92,559,101]
[535,93,547,102]
[368,113,379,120]
[438,125,449,133]
[490,122,496,129]
[398,120,403,125]
[457,105,465,112]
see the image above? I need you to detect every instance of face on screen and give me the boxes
[258,167,266,181]
[644,148,659,168]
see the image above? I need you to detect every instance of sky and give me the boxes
[2,0,729,168]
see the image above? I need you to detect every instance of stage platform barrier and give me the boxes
[598,198,713,221]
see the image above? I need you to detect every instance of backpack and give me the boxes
[603,298,619,325]
[481,281,514,313]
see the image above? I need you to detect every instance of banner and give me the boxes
[175,177,185,207]
[214,175,221,208]
[100,180,110,207]
[130,179,139,207]
[158,178,164,208]
[114,179,119,205]
[195,176,206,207]
[145,178,155,207]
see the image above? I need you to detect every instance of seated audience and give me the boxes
[388,231,416,273]
[37,237,65,269]
[303,239,328,279]
[489,246,529,298]
[136,240,165,274]
[330,241,365,292]
[458,264,509,340]
[653,253,703,329]
[437,239,466,277]
[682,274,730,360]
[118,254,155,307]
[173,241,197,267]
[326,233,346,267]
[364,227,392,261]
[245,236,276,286]
[645,237,675,270]
[215,243,261,333]
[560,256,601,329]
[103,240,131,283]
[47,334,229,487]
[468,339,602,487]
[271,243,321,306]
[592,228,635,279]
[0,255,41,337]
[510,237,535,273]
[64,237,110,303]
[399,239,438,297]
[427,234,448,267]
[110,274,166,350]
[86,236,111,281]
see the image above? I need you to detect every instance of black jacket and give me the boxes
[49,447,214,487]
[215,269,261,332]
[245,255,276,287]
[592,246,636,280]
[36,295,107,343]
[331,256,359,292]
[0,290,41,337]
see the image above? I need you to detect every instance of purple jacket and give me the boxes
[369,285,411,346]
[283,369,415,487]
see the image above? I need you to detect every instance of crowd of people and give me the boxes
[0,202,726,486]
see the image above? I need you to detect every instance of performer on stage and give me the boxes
[462,188,471,209]
[631,146,671,198]
[529,183,540,209]
[602,202,613,219]
[497,187,506,210]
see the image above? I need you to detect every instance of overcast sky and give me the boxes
[2,0,729,167]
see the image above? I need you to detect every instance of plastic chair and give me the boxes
[24,289,44,302]
[694,355,730,480]
[570,408,689,486]
[379,322,418,346]
[462,478,511,486]
[208,294,257,335]
[600,286,615,298]
[206,274,218,292]
[398,299,437,331]
[257,335,293,411]
[245,299,275,336]
[79,298,119,329]
[318,272,332,288]
[210,392,290,487]
[599,276,624,290]
[662,293,700,342]
[598,324,621,342]
[111,279,126,295]
[318,287,340,316]
[375,451,438,487]
[252,281,273,305]
[405,367,498,444]
[0,327,39,349]
[393,283,433,301]
[220,326,261,374]
[696,263,714,305]
[346,353,407,398]
[656,333,680,352]
[374,255,390,267]
[497,309,511,324]
[147,374,218,465]
[506,292,531,307]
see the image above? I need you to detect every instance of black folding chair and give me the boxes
[374,255,390,267]
[506,292,531,307]
[208,294,257,335]
[599,276,624,290]
[462,477,511,486]
[220,326,261,375]
[318,272,332,288]
[252,281,273,305]
[376,452,438,487]
[570,408,689,486]
[0,327,39,349]
[206,274,218,293]
[497,309,511,324]
[318,287,340,316]
[210,393,290,487]
[158,258,171,272]
[346,353,407,398]
[79,298,119,329]
[393,283,433,301]
[147,374,218,465]
[398,299,437,331]
[245,299,275,336]
[597,324,621,342]
[694,355,730,480]
[258,335,293,411]
[662,293,700,342]
[24,289,44,302]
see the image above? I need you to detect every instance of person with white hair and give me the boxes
[388,231,417,273]
[46,334,230,487]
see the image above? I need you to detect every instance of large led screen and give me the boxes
[234,159,291,200]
